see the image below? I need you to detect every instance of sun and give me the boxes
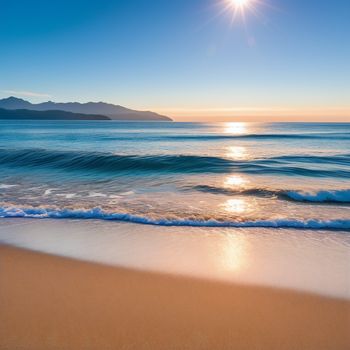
[218,0,263,25]
[226,0,255,17]
[230,0,250,9]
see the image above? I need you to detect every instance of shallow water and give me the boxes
[1,121,349,229]
[0,219,349,299]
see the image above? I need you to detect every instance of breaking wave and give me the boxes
[285,189,350,203]
[193,186,350,203]
[0,206,349,230]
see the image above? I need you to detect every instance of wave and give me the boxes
[272,154,350,166]
[39,133,350,143]
[0,206,349,230]
[0,184,17,189]
[0,149,233,174]
[161,133,350,142]
[193,186,350,203]
[285,189,350,203]
[0,148,349,178]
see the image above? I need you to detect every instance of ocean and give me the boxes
[0,121,349,229]
[0,120,349,298]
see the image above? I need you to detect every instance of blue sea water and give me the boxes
[0,121,349,230]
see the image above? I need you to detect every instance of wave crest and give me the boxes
[286,189,350,203]
[162,133,350,141]
[0,148,349,177]
[0,206,349,230]
[193,186,350,203]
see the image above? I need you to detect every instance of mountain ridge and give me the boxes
[0,108,110,121]
[0,97,172,121]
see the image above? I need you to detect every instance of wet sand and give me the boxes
[0,244,349,350]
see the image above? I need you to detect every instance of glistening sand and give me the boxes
[1,244,349,350]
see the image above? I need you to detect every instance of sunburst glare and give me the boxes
[229,0,251,11]
[224,122,248,134]
[226,146,250,160]
[224,198,247,214]
[224,175,249,187]
[219,0,263,25]
[219,234,247,272]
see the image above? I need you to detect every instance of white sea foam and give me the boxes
[120,191,135,196]
[0,206,349,230]
[286,189,350,203]
[0,184,17,189]
[44,188,57,196]
[55,193,77,199]
[88,192,107,198]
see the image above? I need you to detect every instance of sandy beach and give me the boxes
[0,244,349,350]
[1,0,350,348]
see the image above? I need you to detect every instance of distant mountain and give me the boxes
[0,97,172,121]
[0,108,110,121]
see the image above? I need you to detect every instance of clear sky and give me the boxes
[1,0,349,121]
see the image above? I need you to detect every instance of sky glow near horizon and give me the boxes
[0,0,349,121]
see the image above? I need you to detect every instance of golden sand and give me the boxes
[1,244,349,350]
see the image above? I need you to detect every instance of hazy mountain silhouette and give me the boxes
[0,108,110,121]
[0,97,172,121]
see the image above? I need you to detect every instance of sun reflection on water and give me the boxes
[226,146,250,160]
[219,233,247,273]
[224,198,247,214]
[224,122,248,135]
[224,175,249,187]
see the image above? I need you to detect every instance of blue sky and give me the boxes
[1,0,349,121]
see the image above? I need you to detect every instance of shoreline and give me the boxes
[1,218,349,300]
[1,244,349,349]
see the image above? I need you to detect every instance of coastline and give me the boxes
[1,219,349,300]
[1,244,349,350]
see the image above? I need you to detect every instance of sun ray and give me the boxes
[218,0,268,26]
